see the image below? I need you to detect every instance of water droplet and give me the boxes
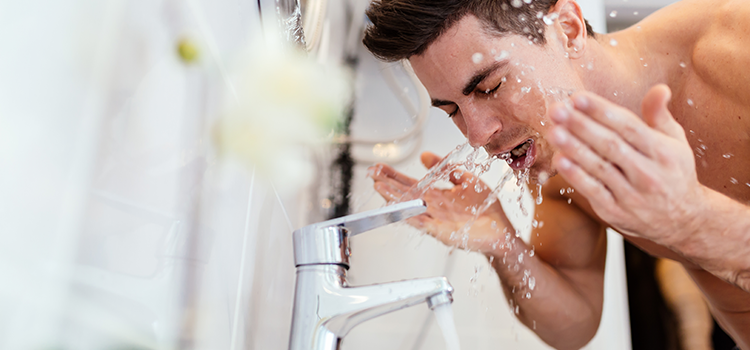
[730,177,739,185]
[633,11,639,15]
[609,10,618,17]
[723,153,733,159]
[536,11,544,19]
[687,99,694,107]
[472,52,484,64]
[643,63,648,67]
[529,276,536,290]
[542,12,559,25]
[511,0,523,8]
[525,292,531,299]
[680,62,687,68]
[495,50,510,61]
[521,86,531,93]
[610,39,618,46]
[474,182,482,193]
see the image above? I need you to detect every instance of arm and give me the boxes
[547,84,750,293]
[369,154,607,349]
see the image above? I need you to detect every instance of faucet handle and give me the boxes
[326,199,427,236]
[293,199,427,267]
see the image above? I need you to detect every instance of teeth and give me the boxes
[510,140,531,157]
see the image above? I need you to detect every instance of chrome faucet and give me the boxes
[289,199,454,350]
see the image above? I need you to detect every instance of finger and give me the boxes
[447,167,481,187]
[420,151,442,169]
[641,84,686,141]
[367,163,417,186]
[373,179,410,202]
[552,154,619,215]
[560,91,659,157]
[550,126,635,199]
[549,105,653,185]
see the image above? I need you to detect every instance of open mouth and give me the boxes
[502,139,536,170]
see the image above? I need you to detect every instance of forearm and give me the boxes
[667,187,750,293]
[488,235,605,350]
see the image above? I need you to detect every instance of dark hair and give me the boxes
[363,0,596,62]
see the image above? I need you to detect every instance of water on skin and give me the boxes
[433,303,461,350]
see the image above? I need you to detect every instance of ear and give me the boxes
[549,0,588,59]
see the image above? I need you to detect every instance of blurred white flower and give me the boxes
[213,37,350,191]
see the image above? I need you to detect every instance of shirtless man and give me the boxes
[363,0,750,348]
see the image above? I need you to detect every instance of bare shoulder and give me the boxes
[690,0,750,104]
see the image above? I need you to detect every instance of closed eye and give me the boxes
[477,81,502,96]
[447,107,458,118]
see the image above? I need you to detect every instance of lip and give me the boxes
[493,138,537,170]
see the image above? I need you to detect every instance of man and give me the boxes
[363,0,750,348]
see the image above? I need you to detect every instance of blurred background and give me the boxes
[4,0,731,350]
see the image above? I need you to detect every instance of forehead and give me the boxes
[408,15,528,94]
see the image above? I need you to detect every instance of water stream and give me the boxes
[433,303,461,350]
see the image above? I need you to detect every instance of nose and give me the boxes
[460,100,502,148]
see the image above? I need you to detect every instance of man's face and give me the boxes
[409,14,583,181]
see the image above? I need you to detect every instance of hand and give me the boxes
[368,151,512,253]
[547,84,708,245]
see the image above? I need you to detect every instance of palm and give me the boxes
[370,152,511,253]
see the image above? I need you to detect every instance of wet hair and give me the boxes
[363,0,596,62]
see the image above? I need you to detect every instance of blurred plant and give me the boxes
[213,37,350,192]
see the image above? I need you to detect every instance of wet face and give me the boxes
[409,14,584,181]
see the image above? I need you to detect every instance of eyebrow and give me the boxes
[430,61,506,108]
[462,62,504,95]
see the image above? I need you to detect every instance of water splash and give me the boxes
[398,143,495,202]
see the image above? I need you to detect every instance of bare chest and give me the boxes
[669,75,750,203]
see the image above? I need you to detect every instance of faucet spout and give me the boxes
[289,265,453,350]
[326,273,453,337]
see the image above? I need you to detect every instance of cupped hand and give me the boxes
[547,84,709,246]
[368,151,513,253]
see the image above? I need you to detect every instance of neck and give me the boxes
[574,29,672,116]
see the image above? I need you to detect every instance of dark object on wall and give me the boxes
[624,241,679,350]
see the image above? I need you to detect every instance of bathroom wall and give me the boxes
[0,1,299,349]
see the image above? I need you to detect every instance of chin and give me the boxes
[527,165,557,184]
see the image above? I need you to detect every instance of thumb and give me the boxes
[641,84,685,140]
[420,151,443,169]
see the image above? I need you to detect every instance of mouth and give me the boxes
[499,138,536,170]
